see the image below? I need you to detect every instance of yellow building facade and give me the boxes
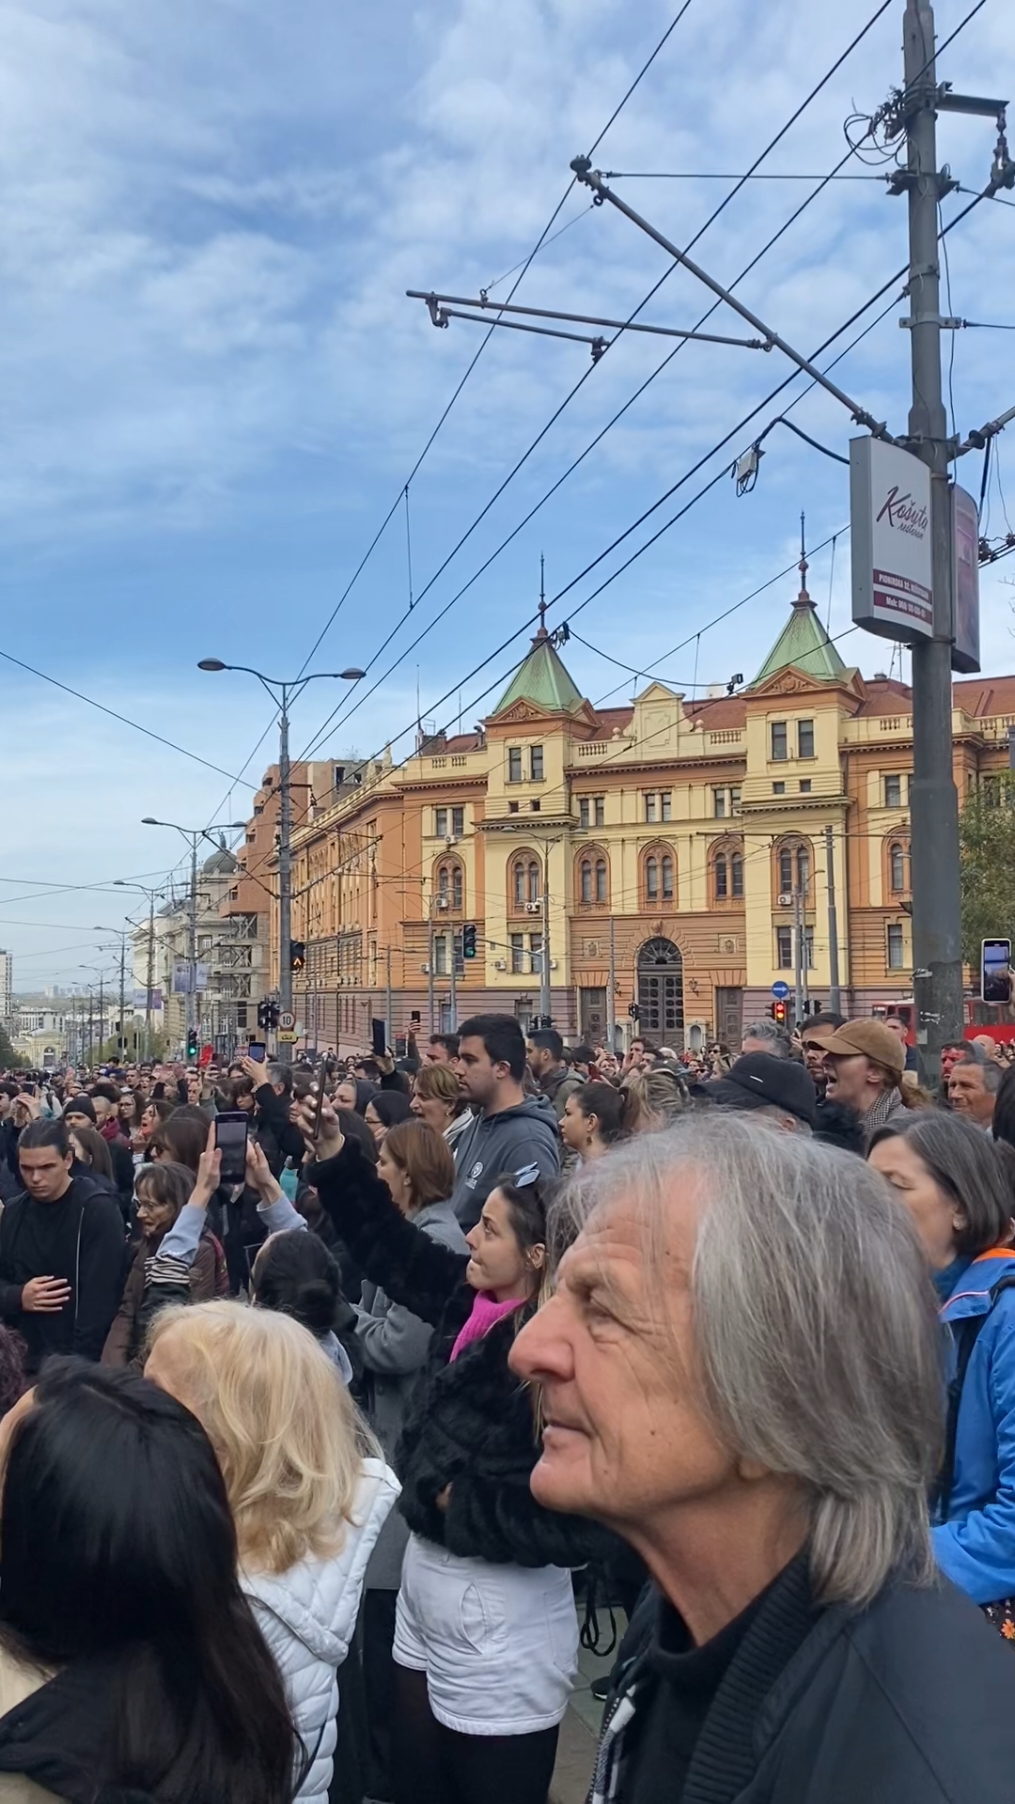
[286,568,1015,1054]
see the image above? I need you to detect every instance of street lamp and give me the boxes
[115,879,170,1058]
[197,661,365,1018]
[141,818,247,1043]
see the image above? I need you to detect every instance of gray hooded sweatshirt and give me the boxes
[450,1095,561,1230]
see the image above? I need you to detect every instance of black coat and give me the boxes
[311,1139,610,1570]
[253,1082,305,1177]
[601,1559,1015,1803]
[0,1177,126,1373]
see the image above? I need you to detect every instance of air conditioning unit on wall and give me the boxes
[494,959,507,971]
[777,893,793,907]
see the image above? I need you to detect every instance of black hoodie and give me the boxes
[0,1177,125,1373]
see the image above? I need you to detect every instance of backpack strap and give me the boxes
[936,1272,1015,1514]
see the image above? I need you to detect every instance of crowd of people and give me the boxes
[1,1007,1015,1801]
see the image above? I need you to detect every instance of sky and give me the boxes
[3,0,1014,990]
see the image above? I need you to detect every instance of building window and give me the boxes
[798,719,815,759]
[779,848,793,895]
[715,854,728,899]
[594,795,605,827]
[660,791,672,822]
[530,933,543,975]
[528,860,540,903]
[890,843,907,892]
[530,745,544,782]
[730,786,741,810]
[452,806,464,837]
[773,781,786,796]
[646,856,659,901]
[530,799,541,812]
[799,779,812,794]
[580,859,593,903]
[731,852,744,898]
[434,935,448,976]
[884,774,903,808]
[887,923,906,970]
[644,793,658,823]
[595,858,608,904]
[983,774,1003,807]
[771,722,788,761]
[510,933,525,974]
[713,788,727,820]
[512,861,525,907]
[508,800,519,814]
[797,847,810,894]
[435,807,447,838]
[661,854,674,900]
[508,748,522,783]
[776,927,793,968]
[579,798,590,829]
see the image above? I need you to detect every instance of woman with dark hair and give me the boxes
[559,1081,631,1162]
[334,1075,378,1117]
[299,1103,609,1804]
[0,1360,297,1802]
[364,1090,412,1148]
[67,1123,115,1183]
[250,1199,361,1389]
[0,1328,26,1419]
[869,1112,1015,1635]
[148,1104,209,1176]
[102,1159,227,1368]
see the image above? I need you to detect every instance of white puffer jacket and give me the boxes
[241,1457,399,1804]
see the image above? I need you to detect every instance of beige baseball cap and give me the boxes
[818,1019,905,1078]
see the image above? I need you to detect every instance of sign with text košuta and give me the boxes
[850,437,933,642]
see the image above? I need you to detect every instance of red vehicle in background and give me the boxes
[870,999,1015,1046]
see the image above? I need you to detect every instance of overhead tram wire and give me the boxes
[191,4,702,841]
[296,0,900,763]
[295,0,698,681]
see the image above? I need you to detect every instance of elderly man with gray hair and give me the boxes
[511,1117,1015,1801]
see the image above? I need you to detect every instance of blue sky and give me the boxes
[3,0,1014,989]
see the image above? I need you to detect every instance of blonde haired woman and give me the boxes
[146,1301,398,1804]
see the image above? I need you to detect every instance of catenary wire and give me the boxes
[296,0,900,762]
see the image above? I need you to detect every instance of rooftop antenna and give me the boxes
[795,510,812,607]
[536,552,548,639]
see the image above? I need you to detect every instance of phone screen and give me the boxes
[214,1111,250,1185]
[247,1041,267,1063]
[981,939,1012,1005]
[371,1017,387,1059]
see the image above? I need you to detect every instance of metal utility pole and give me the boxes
[385,944,393,1051]
[902,0,969,1083]
[825,824,842,1016]
[540,848,552,1026]
[793,888,805,1030]
[115,880,168,1060]
[427,910,436,1035]
[607,913,617,1053]
[142,820,247,1051]
[449,928,458,1032]
[197,660,365,1019]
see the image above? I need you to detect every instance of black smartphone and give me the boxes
[247,1041,267,1063]
[981,939,1012,1005]
[214,1110,250,1186]
[371,1017,387,1058]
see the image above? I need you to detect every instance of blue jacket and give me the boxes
[933,1248,1015,1605]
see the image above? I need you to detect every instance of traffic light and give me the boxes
[772,1000,788,1027]
[186,1028,199,1059]
[462,923,477,960]
[289,941,306,974]
[257,1000,269,1031]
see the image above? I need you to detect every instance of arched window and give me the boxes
[661,854,674,901]
[715,854,728,899]
[527,860,540,904]
[797,847,810,894]
[731,852,744,898]
[595,858,608,904]
[646,856,659,901]
[580,859,593,903]
[890,842,907,892]
[779,847,793,894]
[512,860,526,907]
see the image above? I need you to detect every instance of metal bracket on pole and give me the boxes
[407,290,770,360]
[569,156,887,434]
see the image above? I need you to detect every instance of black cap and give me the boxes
[704,1053,817,1127]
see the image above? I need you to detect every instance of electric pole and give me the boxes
[825,824,842,1017]
[902,0,964,1084]
[540,847,552,1026]
[607,912,617,1054]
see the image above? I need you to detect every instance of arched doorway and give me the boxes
[637,937,684,1046]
